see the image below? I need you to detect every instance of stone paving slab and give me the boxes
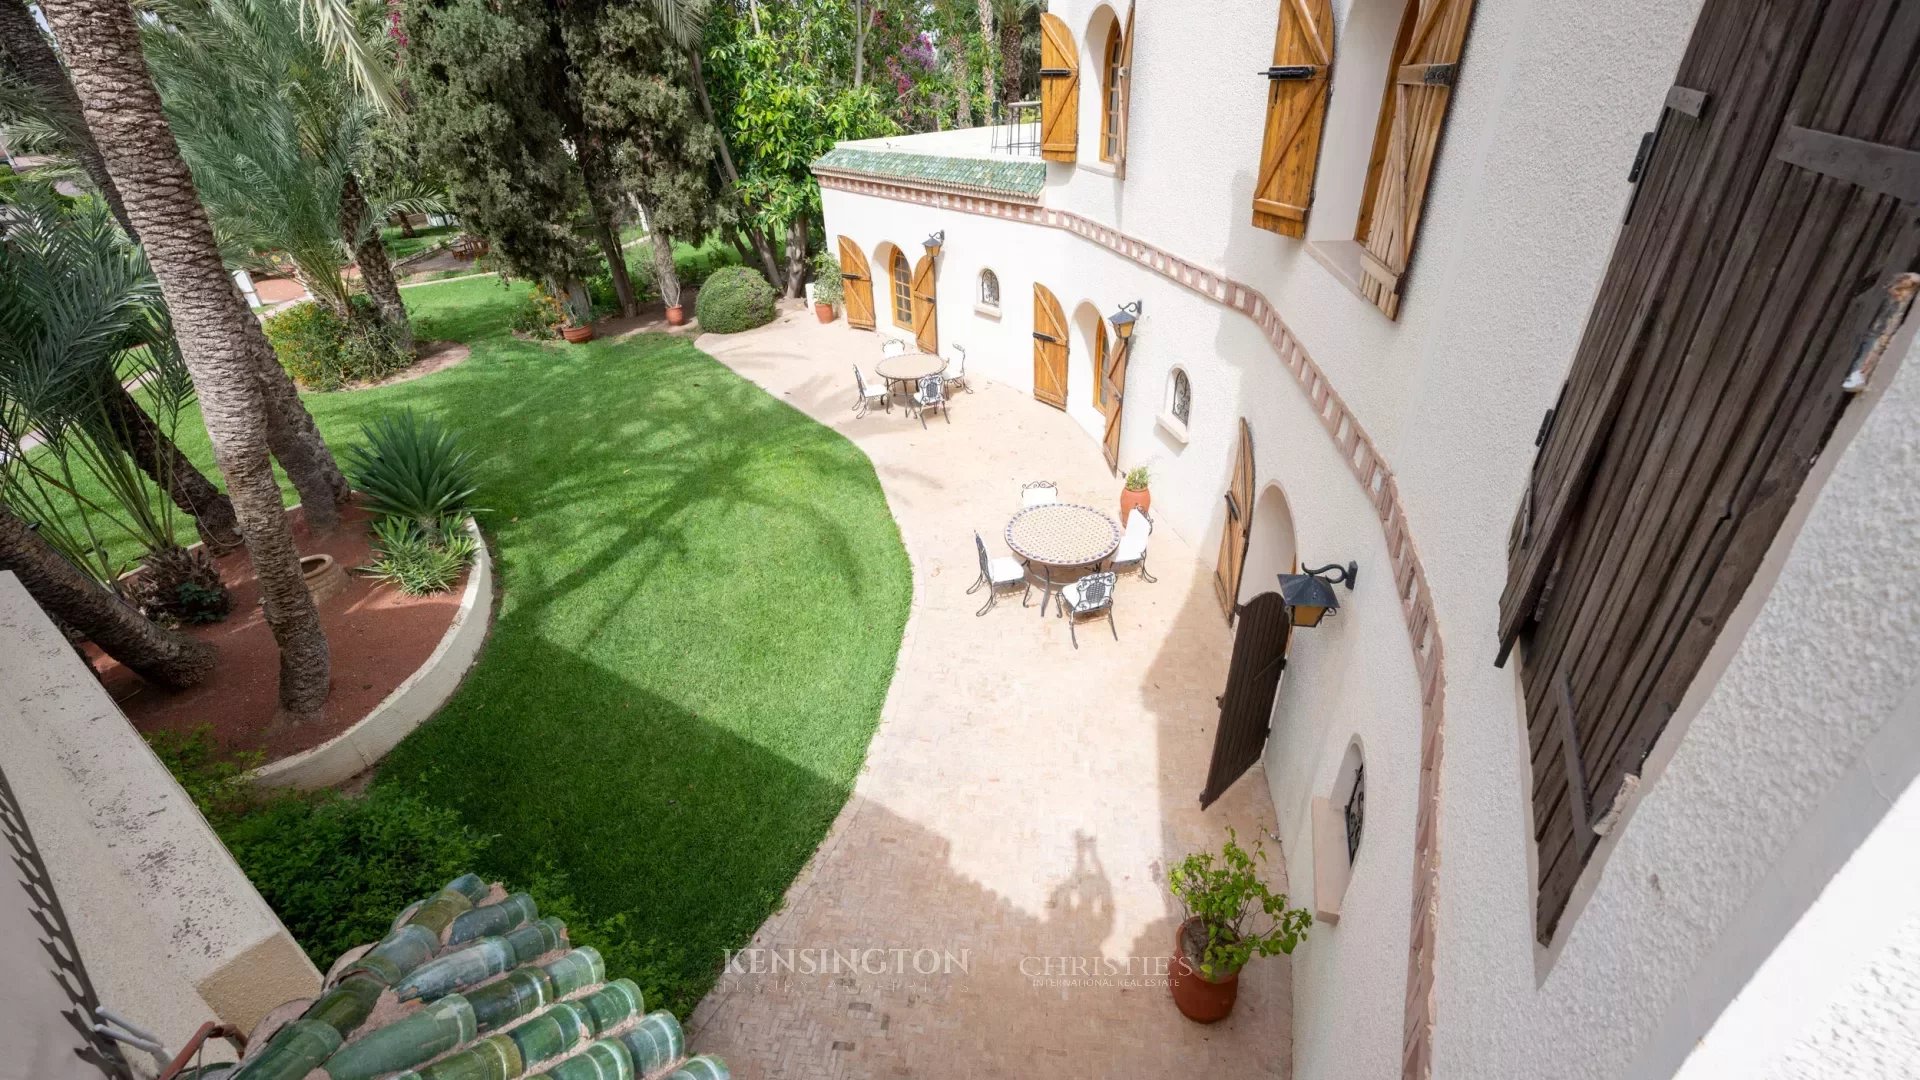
[688,312,1292,1079]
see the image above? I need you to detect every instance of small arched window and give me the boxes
[1100,21,1125,161]
[890,249,913,327]
[1344,759,1365,860]
[978,268,1000,308]
[1170,369,1192,426]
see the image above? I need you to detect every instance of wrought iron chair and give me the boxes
[911,374,949,428]
[943,344,972,393]
[1020,480,1059,508]
[1057,571,1118,648]
[880,337,909,358]
[1110,509,1158,583]
[852,366,889,416]
[968,531,1030,616]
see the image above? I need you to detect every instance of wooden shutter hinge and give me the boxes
[1039,67,1072,77]
[1259,65,1323,81]
[1844,272,1919,393]
[1534,405,1557,447]
[1396,63,1456,87]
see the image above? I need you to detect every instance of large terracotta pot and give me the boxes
[561,323,594,344]
[1169,918,1239,1024]
[814,301,836,323]
[1120,485,1152,523]
[300,554,347,604]
[665,304,688,326]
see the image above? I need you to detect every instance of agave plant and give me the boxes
[343,408,483,531]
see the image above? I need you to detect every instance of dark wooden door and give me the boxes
[1499,0,1920,944]
[1213,418,1256,620]
[839,236,874,330]
[1032,283,1068,408]
[1200,592,1292,809]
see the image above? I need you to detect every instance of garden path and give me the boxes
[689,313,1292,1078]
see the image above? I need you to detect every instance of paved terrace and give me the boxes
[687,311,1292,1078]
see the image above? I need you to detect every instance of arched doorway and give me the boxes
[1032,283,1068,409]
[1241,483,1300,604]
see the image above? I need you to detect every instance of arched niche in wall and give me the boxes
[1240,482,1299,606]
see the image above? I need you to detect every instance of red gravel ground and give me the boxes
[94,502,468,764]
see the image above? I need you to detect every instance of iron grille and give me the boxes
[1344,762,1365,862]
[990,100,1042,157]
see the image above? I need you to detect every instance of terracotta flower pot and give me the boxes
[300,553,347,604]
[665,304,688,326]
[561,323,594,344]
[814,301,835,323]
[1169,918,1240,1024]
[1120,485,1152,523]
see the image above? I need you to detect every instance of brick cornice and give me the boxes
[819,173,1446,1080]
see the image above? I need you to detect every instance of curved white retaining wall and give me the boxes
[250,516,493,790]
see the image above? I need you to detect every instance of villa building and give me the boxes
[813,0,1920,1077]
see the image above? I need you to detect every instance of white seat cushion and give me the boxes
[988,556,1025,584]
[1021,488,1059,508]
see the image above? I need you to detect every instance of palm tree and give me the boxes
[989,0,1034,109]
[37,0,332,719]
[976,0,995,111]
[0,0,130,231]
[0,188,241,555]
[0,497,215,688]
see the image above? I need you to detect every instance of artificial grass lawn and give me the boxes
[75,277,911,1010]
[380,222,460,261]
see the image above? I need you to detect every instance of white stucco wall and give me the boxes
[821,0,1920,1076]
[0,573,321,1064]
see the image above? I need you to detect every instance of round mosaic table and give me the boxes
[875,351,946,401]
[1005,503,1122,615]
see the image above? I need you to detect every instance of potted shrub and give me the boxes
[1120,466,1152,522]
[1167,828,1311,1024]
[812,252,844,323]
[561,321,594,344]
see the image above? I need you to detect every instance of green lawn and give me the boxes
[73,277,911,1010]
[381,222,460,261]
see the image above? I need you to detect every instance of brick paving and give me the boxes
[688,312,1292,1079]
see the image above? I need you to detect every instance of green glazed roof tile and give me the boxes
[812,147,1046,201]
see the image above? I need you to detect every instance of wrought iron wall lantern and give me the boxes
[923,230,945,254]
[1109,300,1142,340]
[1276,561,1358,628]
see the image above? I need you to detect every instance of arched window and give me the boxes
[1100,20,1125,162]
[978,268,1000,308]
[890,249,913,327]
[1170,369,1191,426]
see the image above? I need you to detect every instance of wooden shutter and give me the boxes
[1213,419,1256,620]
[1200,592,1292,809]
[1500,0,1920,945]
[1039,13,1079,163]
[1250,0,1334,237]
[911,254,939,354]
[1113,3,1137,177]
[838,236,874,330]
[1100,326,1128,473]
[1355,0,1477,318]
[1031,283,1068,408]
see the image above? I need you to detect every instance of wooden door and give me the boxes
[910,254,939,354]
[1112,3,1137,177]
[1038,13,1079,162]
[1032,283,1068,409]
[1355,0,1478,318]
[1212,419,1256,620]
[1100,325,1128,473]
[1200,592,1292,809]
[1498,0,1920,945]
[838,236,874,330]
[1250,0,1334,237]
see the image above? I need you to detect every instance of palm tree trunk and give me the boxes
[997,14,1023,108]
[255,359,351,532]
[950,45,972,127]
[0,0,133,237]
[41,0,330,718]
[340,172,413,353]
[100,382,241,551]
[0,499,214,689]
[977,0,997,112]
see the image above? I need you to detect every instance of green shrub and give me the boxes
[343,408,482,529]
[263,297,412,390]
[363,516,478,596]
[694,266,776,333]
[509,285,566,339]
[811,252,843,307]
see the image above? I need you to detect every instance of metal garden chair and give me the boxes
[911,374,949,428]
[1057,571,1118,648]
[852,366,889,417]
[968,531,1030,616]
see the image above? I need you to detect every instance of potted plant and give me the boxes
[1167,828,1311,1024]
[561,321,594,344]
[812,252,844,324]
[1120,466,1152,521]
